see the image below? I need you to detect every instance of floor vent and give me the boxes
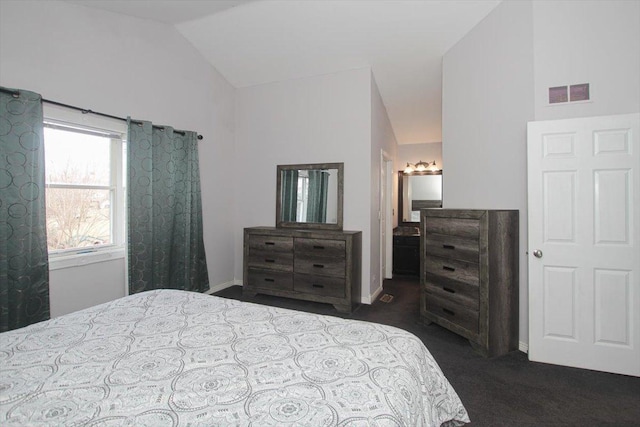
[379,294,394,303]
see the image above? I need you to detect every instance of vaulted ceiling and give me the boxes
[67,0,501,144]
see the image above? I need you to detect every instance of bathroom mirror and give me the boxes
[276,162,343,230]
[398,170,442,224]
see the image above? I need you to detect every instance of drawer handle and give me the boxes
[443,287,456,294]
[265,259,275,263]
[442,244,455,250]
[264,278,275,282]
[443,266,455,272]
[312,284,324,288]
[264,241,276,246]
[313,264,325,268]
[442,308,455,316]
[313,245,325,250]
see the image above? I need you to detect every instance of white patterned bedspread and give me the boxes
[0,289,469,426]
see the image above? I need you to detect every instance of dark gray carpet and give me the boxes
[214,277,640,426]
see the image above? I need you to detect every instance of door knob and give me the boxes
[533,249,543,258]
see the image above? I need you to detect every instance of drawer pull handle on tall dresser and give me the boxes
[264,241,275,246]
[443,287,456,294]
[264,278,275,282]
[312,284,324,288]
[313,264,325,268]
[443,265,455,272]
[265,259,275,263]
[442,308,455,316]
[443,244,455,250]
[313,245,325,250]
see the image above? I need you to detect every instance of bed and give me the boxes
[0,289,469,426]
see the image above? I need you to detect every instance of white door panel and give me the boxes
[528,113,639,376]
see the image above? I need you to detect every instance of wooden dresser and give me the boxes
[243,227,362,313]
[420,209,519,357]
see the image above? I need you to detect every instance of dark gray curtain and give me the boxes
[0,87,50,331]
[306,170,329,223]
[281,169,298,222]
[127,119,209,294]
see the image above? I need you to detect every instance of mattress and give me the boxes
[0,289,469,426]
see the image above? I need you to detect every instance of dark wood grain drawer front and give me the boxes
[425,234,479,264]
[294,238,345,258]
[425,217,480,239]
[294,273,345,298]
[247,251,293,271]
[425,256,479,287]
[247,268,293,291]
[248,235,293,253]
[425,293,479,334]
[295,255,345,278]
[425,280,479,310]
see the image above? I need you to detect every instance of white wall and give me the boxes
[443,0,640,348]
[533,0,640,121]
[0,0,236,315]
[442,0,535,345]
[234,68,375,301]
[370,73,398,298]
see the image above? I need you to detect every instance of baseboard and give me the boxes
[205,279,242,295]
[363,285,384,304]
[519,341,529,353]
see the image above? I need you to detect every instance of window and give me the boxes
[296,172,309,222]
[43,115,126,256]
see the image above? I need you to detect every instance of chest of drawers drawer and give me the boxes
[294,273,345,298]
[294,238,345,258]
[425,217,480,239]
[425,256,479,288]
[294,254,345,277]
[424,293,479,335]
[248,235,293,253]
[247,251,293,271]
[247,268,293,291]
[425,234,479,264]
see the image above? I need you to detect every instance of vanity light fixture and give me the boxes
[404,160,439,173]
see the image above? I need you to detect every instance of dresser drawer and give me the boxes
[246,268,293,291]
[247,250,293,271]
[294,238,345,258]
[425,256,479,287]
[425,234,479,264]
[425,293,479,335]
[424,279,479,310]
[295,255,345,278]
[294,273,345,298]
[248,235,293,253]
[425,217,480,239]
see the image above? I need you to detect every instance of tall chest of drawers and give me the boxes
[243,227,362,313]
[420,209,519,357]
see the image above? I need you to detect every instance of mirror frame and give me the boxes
[398,170,443,225]
[276,162,344,230]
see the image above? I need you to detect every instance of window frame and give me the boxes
[42,105,127,264]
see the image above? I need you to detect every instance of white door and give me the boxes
[528,113,640,376]
[380,151,394,282]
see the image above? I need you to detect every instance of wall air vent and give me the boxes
[549,86,568,104]
[570,83,590,101]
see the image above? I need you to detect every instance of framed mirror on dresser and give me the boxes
[276,162,343,230]
[243,162,362,313]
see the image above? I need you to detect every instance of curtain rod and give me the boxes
[0,87,203,140]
